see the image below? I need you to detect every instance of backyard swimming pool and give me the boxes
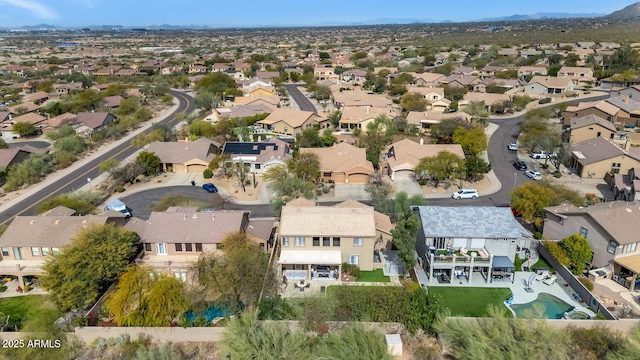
[510,293,576,319]
[184,302,236,323]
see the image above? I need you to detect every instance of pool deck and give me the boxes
[426,271,595,318]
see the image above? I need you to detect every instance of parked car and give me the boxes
[315,266,331,278]
[451,188,479,200]
[530,151,557,159]
[513,160,527,171]
[202,183,218,193]
[508,142,518,151]
[524,170,542,180]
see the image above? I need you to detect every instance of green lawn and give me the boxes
[428,287,513,318]
[531,257,555,272]
[356,270,390,283]
[0,295,45,329]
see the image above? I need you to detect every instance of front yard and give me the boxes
[428,287,513,317]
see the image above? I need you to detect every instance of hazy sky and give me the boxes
[0,0,634,27]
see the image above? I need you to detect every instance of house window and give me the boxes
[354,237,363,246]
[174,272,187,282]
[313,237,320,247]
[185,243,193,252]
[175,243,183,252]
[31,247,40,257]
[255,164,261,170]
[52,247,60,256]
[42,247,49,256]
[323,237,330,246]
[608,240,618,254]
[282,236,289,247]
[579,227,588,239]
[627,243,637,253]
[157,243,168,255]
[333,237,341,246]
[13,247,24,260]
[558,217,564,225]
[1,247,8,257]
[294,237,305,247]
[294,264,303,270]
[144,243,152,252]
[348,255,359,265]
[195,243,202,252]
[323,172,331,177]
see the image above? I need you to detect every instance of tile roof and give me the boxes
[10,112,47,125]
[545,201,640,245]
[0,215,110,247]
[280,204,376,237]
[102,95,123,107]
[259,108,317,128]
[75,112,115,129]
[571,137,624,166]
[40,205,76,217]
[300,142,374,175]
[339,106,395,124]
[222,138,290,163]
[605,95,640,114]
[570,114,617,132]
[123,217,148,235]
[528,76,573,88]
[246,219,276,242]
[415,206,529,239]
[142,210,249,244]
[387,141,465,171]
[147,138,220,164]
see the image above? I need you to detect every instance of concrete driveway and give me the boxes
[333,184,368,201]
[393,178,422,196]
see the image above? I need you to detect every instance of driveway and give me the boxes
[333,184,368,201]
[393,178,422,196]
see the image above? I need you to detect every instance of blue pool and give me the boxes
[185,303,235,323]
[510,293,574,319]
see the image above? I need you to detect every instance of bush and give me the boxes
[114,185,125,193]
[544,241,570,267]
[203,168,213,179]
[554,172,562,178]
[579,277,594,291]
[534,231,542,239]
[539,98,552,104]
[342,262,360,278]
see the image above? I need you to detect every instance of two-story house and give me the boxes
[222,137,291,174]
[543,201,640,290]
[278,199,393,280]
[567,114,617,144]
[414,206,531,285]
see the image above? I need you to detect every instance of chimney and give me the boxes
[625,94,630,104]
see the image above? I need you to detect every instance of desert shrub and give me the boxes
[578,277,594,291]
[203,168,213,179]
[544,241,570,267]
[539,97,552,104]
[114,185,125,193]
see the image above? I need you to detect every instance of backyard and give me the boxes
[428,287,513,317]
[0,295,45,330]
[356,269,390,283]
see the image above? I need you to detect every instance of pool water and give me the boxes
[510,293,574,319]
[185,302,235,323]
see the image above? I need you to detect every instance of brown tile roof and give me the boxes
[45,112,76,128]
[76,112,115,129]
[339,106,395,124]
[570,114,617,132]
[147,138,220,164]
[387,141,465,171]
[25,91,49,102]
[280,204,376,237]
[300,142,374,175]
[123,217,148,235]
[0,215,110,247]
[571,137,624,166]
[0,112,9,122]
[10,112,47,125]
[528,76,573,88]
[142,210,249,244]
[165,206,199,213]
[8,103,41,114]
[259,108,317,128]
[40,205,76,217]
[102,95,123,107]
[246,219,276,242]
[286,198,317,207]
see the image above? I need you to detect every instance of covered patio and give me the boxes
[613,255,640,291]
[278,250,342,281]
[490,256,516,284]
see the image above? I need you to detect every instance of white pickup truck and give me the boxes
[530,151,557,159]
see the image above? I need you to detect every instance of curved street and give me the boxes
[0,90,195,225]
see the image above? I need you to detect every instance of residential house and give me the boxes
[256,71,280,82]
[233,94,280,109]
[567,137,640,178]
[0,145,48,169]
[497,48,519,57]
[543,201,640,290]
[525,76,574,94]
[25,91,49,105]
[43,112,77,129]
[278,199,393,279]
[221,137,291,174]
[314,66,338,81]
[147,138,221,173]
[557,66,596,86]
[406,86,445,103]
[517,66,548,78]
[405,111,471,133]
[300,142,374,184]
[102,95,123,109]
[441,74,482,88]
[138,209,274,280]
[53,82,83,95]
[338,106,396,131]
[208,104,273,123]
[75,112,117,136]
[479,66,508,78]
[568,114,617,144]
[563,95,640,128]
[459,92,511,112]
[1,113,47,138]
[8,103,41,115]
[188,63,209,74]
[610,86,640,101]
[0,214,122,286]
[412,72,445,87]
[341,69,367,83]
[611,167,640,202]
[257,108,328,136]
[385,139,465,180]
[414,206,531,285]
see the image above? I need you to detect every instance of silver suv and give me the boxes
[451,189,479,200]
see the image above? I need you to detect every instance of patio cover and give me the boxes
[614,254,640,274]
[492,256,515,269]
[278,250,342,265]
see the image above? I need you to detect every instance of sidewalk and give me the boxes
[0,98,181,216]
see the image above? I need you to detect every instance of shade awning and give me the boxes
[614,254,640,273]
[278,250,342,265]
[492,256,515,269]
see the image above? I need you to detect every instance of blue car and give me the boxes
[202,183,218,193]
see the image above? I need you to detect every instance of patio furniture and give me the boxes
[543,275,557,286]
[478,249,489,260]
[536,271,550,281]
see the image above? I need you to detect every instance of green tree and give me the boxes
[288,152,320,182]
[561,234,592,275]
[0,138,8,149]
[365,180,394,217]
[40,223,140,312]
[327,110,342,128]
[461,101,489,123]
[315,324,393,360]
[393,191,427,221]
[362,114,395,166]
[299,126,321,147]
[136,152,160,176]
[564,53,581,67]
[37,191,98,215]
[194,72,237,95]
[510,182,555,223]
[99,158,120,174]
[133,106,152,122]
[194,91,220,111]
[400,92,428,112]
[443,84,467,101]
[3,153,52,191]
[263,164,315,213]
[55,135,85,155]
[191,232,275,318]
[415,151,466,187]
[105,265,188,327]
[391,214,421,278]
[314,84,332,100]
[452,126,487,156]
[430,117,473,141]
[117,97,137,116]
[189,120,215,138]
[12,122,37,136]
[464,155,492,182]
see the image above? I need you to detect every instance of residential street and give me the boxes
[285,83,318,113]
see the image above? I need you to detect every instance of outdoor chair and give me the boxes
[305,282,310,289]
[543,275,557,286]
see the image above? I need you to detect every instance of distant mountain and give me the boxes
[477,12,604,22]
[605,1,640,19]
[20,23,59,29]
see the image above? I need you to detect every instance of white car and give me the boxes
[508,142,518,151]
[524,170,542,180]
[451,188,479,200]
[530,151,557,159]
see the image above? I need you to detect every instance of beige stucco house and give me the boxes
[568,114,617,144]
[385,139,465,180]
[568,137,640,178]
[405,112,471,133]
[257,108,328,136]
[338,106,396,131]
[300,142,374,184]
[147,138,221,173]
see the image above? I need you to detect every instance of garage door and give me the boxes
[393,170,415,180]
[347,173,369,184]
[186,164,207,173]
